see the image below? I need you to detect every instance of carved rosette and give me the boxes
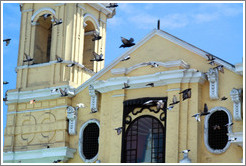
[230,88,242,121]
[67,106,78,135]
[89,85,98,113]
[206,68,219,100]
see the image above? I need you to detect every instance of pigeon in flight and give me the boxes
[59,88,68,97]
[200,103,210,116]
[143,100,164,111]
[220,96,228,101]
[56,55,63,63]
[167,105,174,111]
[23,53,33,63]
[192,113,201,122]
[169,95,180,106]
[119,37,135,48]
[90,52,104,62]
[3,91,8,102]
[115,127,122,135]
[225,122,233,127]
[52,16,62,26]
[213,65,224,73]
[3,39,11,46]
[30,99,36,104]
[146,83,154,87]
[106,3,118,8]
[92,31,102,41]
[40,13,51,20]
[121,55,131,61]
[3,81,9,85]
[122,82,130,89]
[208,61,215,66]
[53,160,62,163]
[179,88,191,101]
[212,125,221,130]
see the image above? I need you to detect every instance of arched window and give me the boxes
[204,107,232,154]
[79,119,100,163]
[33,14,52,64]
[123,115,165,163]
[83,20,96,71]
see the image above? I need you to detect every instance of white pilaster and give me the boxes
[206,68,219,100]
[230,88,242,121]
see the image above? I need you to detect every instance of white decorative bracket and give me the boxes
[206,68,219,100]
[230,88,242,121]
[67,106,78,135]
[89,85,98,113]
[227,131,243,147]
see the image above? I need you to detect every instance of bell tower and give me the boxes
[3,3,115,163]
[15,3,115,90]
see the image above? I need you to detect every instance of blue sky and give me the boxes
[2,2,244,140]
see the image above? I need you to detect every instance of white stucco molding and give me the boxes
[67,106,78,135]
[88,3,116,18]
[92,69,206,93]
[3,147,76,163]
[31,7,56,23]
[111,60,190,75]
[204,107,233,154]
[79,119,100,163]
[6,85,75,104]
[234,63,243,76]
[83,13,100,31]
[227,131,243,147]
[230,88,242,121]
[206,68,219,100]
[89,85,99,113]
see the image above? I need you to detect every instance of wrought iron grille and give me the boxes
[121,97,167,163]
[83,123,99,159]
[208,111,229,149]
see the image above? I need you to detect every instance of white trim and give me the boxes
[75,29,240,95]
[204,107,232,154]
[92,69,206,93]
[7,105,68,115]
[166,88,181,92]
[3,147,76,163]
[111,60,190,75]
[79,119,100,163]
[77,4,86,10]
[31,7,56,22]
[230,88,243,121]
[87,3,115,18]
[54,3,66,7]
[112,94,125,98]
[6,85,75,104]
[83,13,100,31]
[227,131,243,147]
[235,63,243,75]
[22,9,34,13]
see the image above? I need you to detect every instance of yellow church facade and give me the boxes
[3,3,243,163]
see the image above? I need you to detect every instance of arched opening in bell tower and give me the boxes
[83,20,96,71]
[33,14,52,64]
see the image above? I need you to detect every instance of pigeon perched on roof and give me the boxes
[52,16,62,26]
[90,52,104,62]
[40,13,51,20]
[200,103,210,116]
[59,88,68,97]
[119,37,135,48]
[30,99,36,104]
[220,96,228,101]
[3,38,11,46]
[66,62,78,67]
[213,65,224,73]
[51,88,59,93]
[23,53,33,62]
[106,3,118,8]
[169,95,180,106]
[122,82,130,89]
[146,83,154,87]
[56,55,63,63]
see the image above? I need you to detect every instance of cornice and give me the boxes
[92,69,206,93]
[3,147,76,163]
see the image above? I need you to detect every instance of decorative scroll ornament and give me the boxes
[206,68,219,100]
[89,85,98,113]
[67,106,78,135]
[230,88,242,121]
